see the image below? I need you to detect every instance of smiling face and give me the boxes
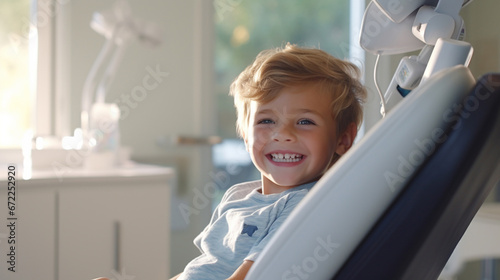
[245,83,355,194]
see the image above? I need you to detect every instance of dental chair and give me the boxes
[245,0,500,278]
[331,71,500,280]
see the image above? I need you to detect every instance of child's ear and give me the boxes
[335,122,358,156]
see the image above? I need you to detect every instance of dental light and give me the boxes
[360,0,474,116]
[80,0,161,165]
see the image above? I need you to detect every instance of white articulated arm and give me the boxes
[360,0,473,116]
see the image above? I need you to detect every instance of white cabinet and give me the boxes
[0,163,173,280]
[0,183,57,280]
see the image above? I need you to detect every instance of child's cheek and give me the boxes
[251,127,271,150]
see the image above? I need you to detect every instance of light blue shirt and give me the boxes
[179,180,316,280]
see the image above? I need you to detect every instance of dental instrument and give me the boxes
[80,0,161,166]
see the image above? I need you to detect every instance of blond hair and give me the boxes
[230,43,366,139]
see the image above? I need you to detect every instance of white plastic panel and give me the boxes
[245,66,475,280]
[360,2,425,55]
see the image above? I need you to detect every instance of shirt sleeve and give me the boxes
[193,182,257,251]
[244,189,309,261]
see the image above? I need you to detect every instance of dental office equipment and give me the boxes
[360,0,473,116]
[80,0,161,167]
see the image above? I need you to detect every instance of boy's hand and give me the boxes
[227,260,254,280]
[91,261,253,280]
[93,273,183,280]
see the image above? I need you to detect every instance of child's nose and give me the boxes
[273,123,296,142]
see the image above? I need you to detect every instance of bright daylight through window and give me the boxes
[0,0,33,148]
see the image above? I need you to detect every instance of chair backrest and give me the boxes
[333,73,500,280]
[245,67,500,280]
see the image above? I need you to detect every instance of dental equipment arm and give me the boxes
[80,0,161,143]
[360,0,474,116]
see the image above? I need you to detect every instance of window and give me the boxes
[0,0,68,154]
[211,0,365,207]
[0,0,33,148]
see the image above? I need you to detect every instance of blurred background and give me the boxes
[0,0,498,278]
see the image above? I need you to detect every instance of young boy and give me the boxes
[171,44,366,279]
[93,44,365,280]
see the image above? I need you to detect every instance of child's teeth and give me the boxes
[271,153,302,162]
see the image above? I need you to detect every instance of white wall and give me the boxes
[462,0,500,79]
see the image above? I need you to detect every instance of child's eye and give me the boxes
[297,119,315,125]
[257,119,274,125]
